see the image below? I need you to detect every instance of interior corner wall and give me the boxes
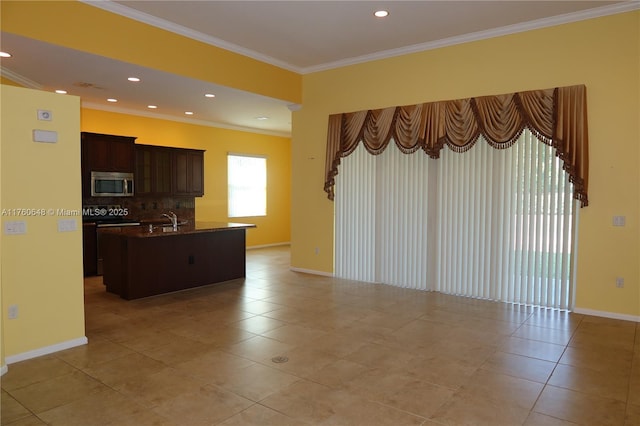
[1,85,87,360]
[80,108,291,248]
[291,11,640,318]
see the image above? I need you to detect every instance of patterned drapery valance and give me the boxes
[325,85,589,206]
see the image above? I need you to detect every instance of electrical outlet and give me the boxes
[616,277,624,288]
[8,304,18,319]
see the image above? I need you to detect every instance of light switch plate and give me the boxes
[613,216,626,227]
[4,221,26,235]
[57,219,77,232]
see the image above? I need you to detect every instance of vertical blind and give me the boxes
[335,130,577,310]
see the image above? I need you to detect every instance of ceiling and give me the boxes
[1,1,635,136]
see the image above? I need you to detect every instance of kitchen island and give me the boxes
[100,222,255,300]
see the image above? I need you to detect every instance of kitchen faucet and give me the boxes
[162,211,178,230]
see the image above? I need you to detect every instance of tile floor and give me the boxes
[1,246,639,426]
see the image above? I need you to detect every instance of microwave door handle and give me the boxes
[123,179,129,194]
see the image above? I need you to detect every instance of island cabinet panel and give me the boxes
[101,225,248,300]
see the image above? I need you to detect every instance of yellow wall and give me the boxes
[80,109,291,247]
[1,85,86,358]
[1,0,301,104]
[291,11,640,317]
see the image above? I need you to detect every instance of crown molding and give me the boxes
[81,101,291,138]
[82,0,639,75]
[302,1,640,73]
[80,0,299,73]
[1,67,43,89]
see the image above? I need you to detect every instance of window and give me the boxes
[335,130,577,310]
[228,154,266,217]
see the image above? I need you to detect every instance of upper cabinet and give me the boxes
[81,132,136,173]
[173,149,204,197]
[81,132,136,198]
[135,145,204,197]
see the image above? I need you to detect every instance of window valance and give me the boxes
[324,85,589,206]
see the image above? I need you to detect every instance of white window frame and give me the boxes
[227,153,267,218]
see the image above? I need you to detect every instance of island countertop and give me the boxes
[99,221,256,238]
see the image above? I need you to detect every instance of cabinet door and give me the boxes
[173,150,189,195]
[189,151,204,196]
[110,139,136,172]
[154,148,173,195]
[135,146,153,195]
[81,132,136,173]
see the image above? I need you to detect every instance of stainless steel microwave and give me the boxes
[90,171,134,197]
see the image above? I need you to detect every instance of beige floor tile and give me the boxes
[223,335,296,362]
[512,323,575,345]
[214,362,301,401]
[500,336,566,362]
[173,350,255,384]
[548,363,629,402]
[481,351,556,383]
[37,388,148,426]
[56,339,136,369]
[219,403,307,426]
[8,370,106,414]
[111,367,210,408]
[1,390,32,424]
[151,385,253,426]
[0,356,77,391]
[404,354,479,390]
[523,412,580,425]
[533,385,627,426]
[83,352,166,388]
[626,403,640,426]
[559,345,633,375]
[141,335,218,365]
[0,415,48,426]
[5,247,639,426]
[305,359,371,389]
[456,368,544,410]
[429,392,531,426]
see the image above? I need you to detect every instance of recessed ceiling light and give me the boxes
[147,105,157,109]
[0,52,12,58]
[204,93,215,98]
[374,10,389,18]
[107,98,118,103]
[128,77,141,82]
[55,89,67,94]
[255,116,269,121]
[185,111,194,115]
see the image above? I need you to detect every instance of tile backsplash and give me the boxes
[83,196,195,224]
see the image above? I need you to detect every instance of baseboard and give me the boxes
[289,266,334,277]
[0,364,8,376]
[5,337,88,365]
[247,242,290,250]
[573,307,640,323]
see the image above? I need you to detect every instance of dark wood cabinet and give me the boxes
[135,145,204,197]
[135,145,173,196]
[82,222,97,276]
[81,132,136,197]
[173,149,204,196]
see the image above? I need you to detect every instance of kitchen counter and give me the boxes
[100,221,256,299]
[101,221,255,238]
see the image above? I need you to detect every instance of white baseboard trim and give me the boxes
[289,267,334,277]
[0,364,8,376]
[574,307,640,323]
[247,242,290,250]
[5,337,88,365]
